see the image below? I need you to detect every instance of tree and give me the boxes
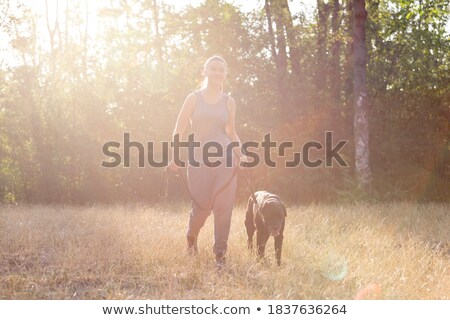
[353,0,372,190]
[263,0,301,109]
[316,0,330,92]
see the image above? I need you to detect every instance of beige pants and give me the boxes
[186,157,238,256]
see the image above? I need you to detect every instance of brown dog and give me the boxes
[245,191,286,266]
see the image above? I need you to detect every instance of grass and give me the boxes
[0,202,449,299]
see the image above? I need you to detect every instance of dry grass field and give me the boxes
[0,202,449,299]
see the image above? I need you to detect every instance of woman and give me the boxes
[167,55,245,268]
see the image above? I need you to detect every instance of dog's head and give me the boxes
[261,201,286,237]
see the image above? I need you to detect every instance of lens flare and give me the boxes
[354,283,382,300]
[320,252,348,281]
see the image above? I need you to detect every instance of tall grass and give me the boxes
[0,202,448,299]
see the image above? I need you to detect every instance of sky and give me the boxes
[0,0,317,68]
[164,0,317,14]
[3,0,317,18]
[0,0,448,68]
[2,0,317,34]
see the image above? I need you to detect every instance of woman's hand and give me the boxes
[239,155,251,168]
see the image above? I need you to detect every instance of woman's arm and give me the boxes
[225,96,244,159]
[168,93,196,171]
[172,93,195,140]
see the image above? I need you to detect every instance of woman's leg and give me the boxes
[211,160,238,257]
[186,164,214,240]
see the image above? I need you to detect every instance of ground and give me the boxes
[0,202,448,299]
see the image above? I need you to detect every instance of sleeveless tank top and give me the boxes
[190,91,232,163]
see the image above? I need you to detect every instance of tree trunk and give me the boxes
[272,1,288,74]
[264,0,277,61]
[280,0,300,76]
[331,0,341,106]
[152,0,166,89]
[353,0,372,190]
[270,0,289,108]
[329,0,342,135]
[264,0,289,108]
[316,0,330,92]
[343,0,353,103]
[45,0,56,58]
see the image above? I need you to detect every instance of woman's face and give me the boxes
[204,59,227,85]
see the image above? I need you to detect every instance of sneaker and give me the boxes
[215,252,226,270]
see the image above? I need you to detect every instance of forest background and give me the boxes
[0,0,448,204]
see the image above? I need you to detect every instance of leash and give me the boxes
[159,168,169,199]
[242,169,262,215]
